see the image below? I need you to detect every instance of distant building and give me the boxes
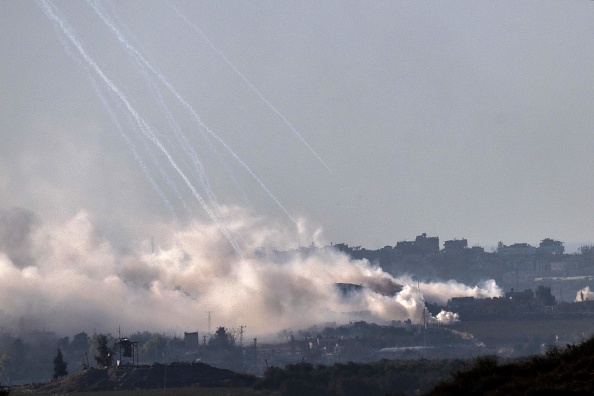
[470,245,485,254]
[395,240,417,255]
[415,233,439,254]
[539,238,564,255]
[498,243,537,256]
[184,332,199,350]
[395,233,439,255]
[443,239,468,253]
[505,288,534,302]
[448,296,475,308]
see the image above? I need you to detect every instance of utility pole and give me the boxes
[118,326,121,365]
[206,311,212,334]
[239,325,246,346]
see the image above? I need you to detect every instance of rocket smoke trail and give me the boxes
[92,0,222,215]
[140,71,249,247]
[103,83,195,219]
[89,75,179,219]
[10,0,515,340]
[165,0,332,174]
[87,0,299,227]
[141,65,221,212]
[38,0,244,259]
[42,6,187,219]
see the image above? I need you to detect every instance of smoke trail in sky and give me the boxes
[91,73,203,220]
[89,0,220,212]
[165,0,332,174]
[140,66,219,209]
[107,9,247,237]
[139,73,251,246]
[30,1,507,340]
[90,75,178,219]
[87,0,298,227]
[102,72,199,219]
[38,0,244,259]
[147,75,251,217]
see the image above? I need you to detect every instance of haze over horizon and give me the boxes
[0,1,593,335]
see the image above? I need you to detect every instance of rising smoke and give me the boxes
[576,286,594,302]
[0,207,500,336]
[6,2,506,337]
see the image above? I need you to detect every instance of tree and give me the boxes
[71,332,89,352]
[5,339,26,381]
[53,349,68,379]
[535,285,556,306]
[209,327,236,350]
[93,334,112,368]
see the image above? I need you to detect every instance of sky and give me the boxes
[0,1,593,334]
[2,1,594,250]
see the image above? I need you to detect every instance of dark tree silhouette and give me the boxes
[53,348,68,379]
[535,285,556,306]
[94,334,112,368]
[71,332,89,351]
[209,327,236,350]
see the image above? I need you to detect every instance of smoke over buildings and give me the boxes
[15,1,594,339]
[0,207,500,335]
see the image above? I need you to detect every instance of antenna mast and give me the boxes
[239,325,246,346]
[206,311,212,333]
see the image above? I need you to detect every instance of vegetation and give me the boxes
[427,337,594,395]
[247,335,594,394]
[52,348,68,379]
[208,326,237,350]
[253,359,466,395]
[93,334,112,368]
[535,285,556,306]
[7,335,594,394]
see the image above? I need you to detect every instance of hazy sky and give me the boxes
[2,0,594,251]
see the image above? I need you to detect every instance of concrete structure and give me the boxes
[443,239,468,252]
[539,238,564,255]
[498,243,537,256]
[396,233,439,255]
[184,332,199,350]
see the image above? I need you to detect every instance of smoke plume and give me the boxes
[0,207,500,336]
[575,286,594,302]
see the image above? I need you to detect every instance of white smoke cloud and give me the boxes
[575,286,594,302]
[0,208,501,336]
[433,310,460,325]
[414,278,502,305]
